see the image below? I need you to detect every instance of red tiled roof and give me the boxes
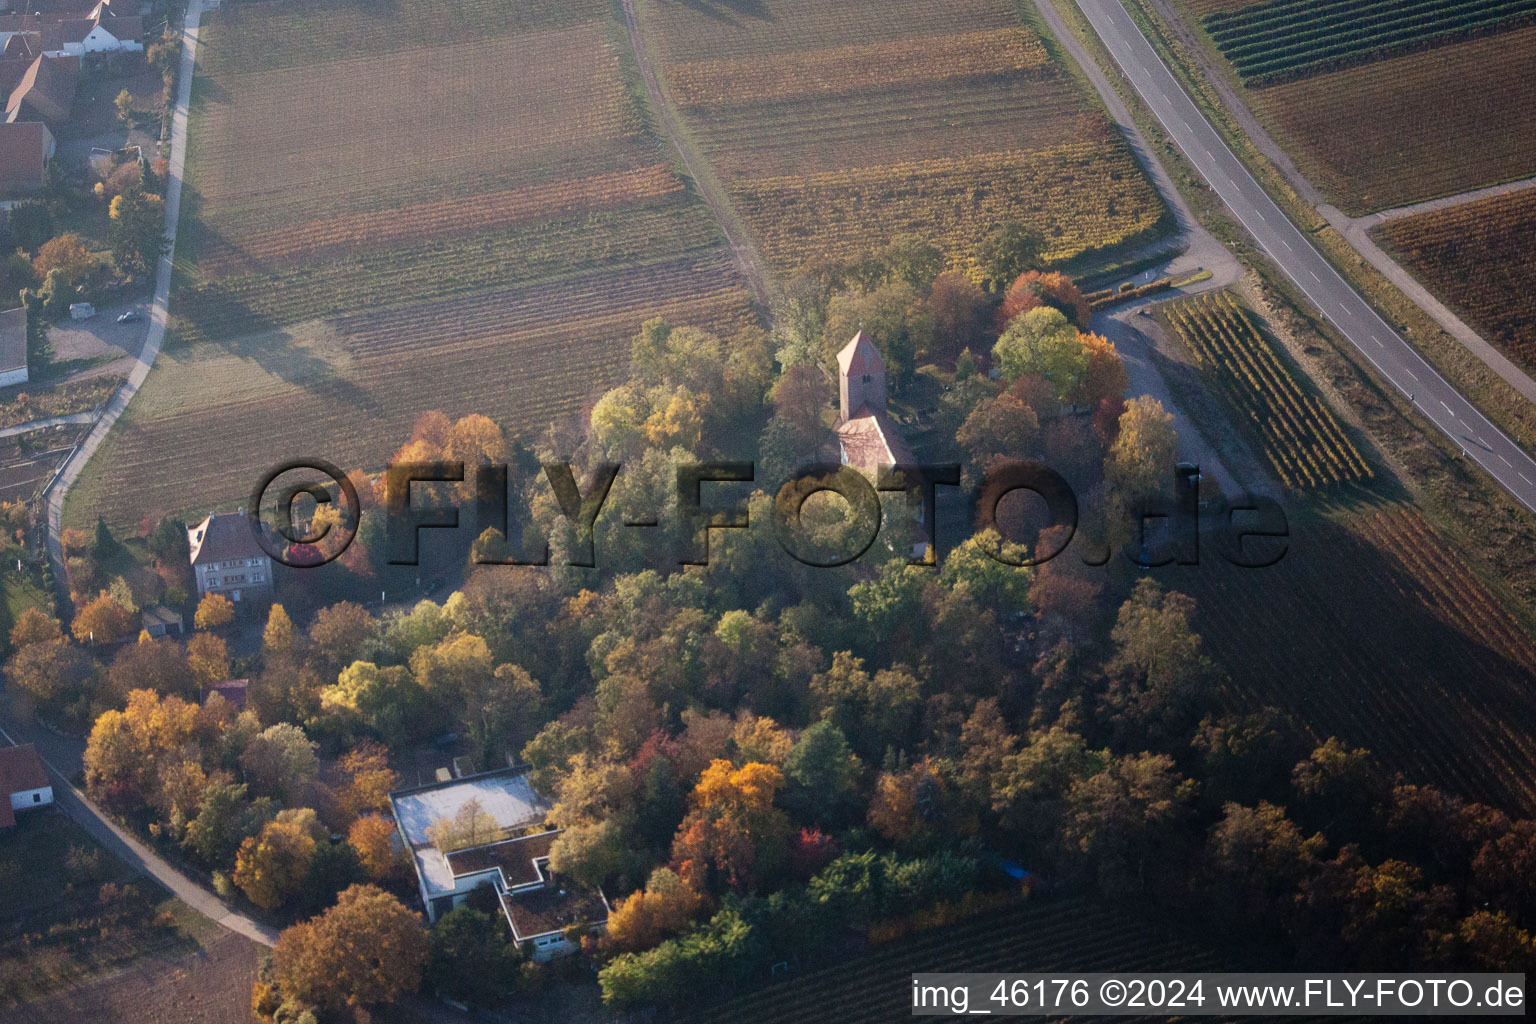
[837,329,885,378]
[835,408,916,472]
[0,121,52,193]
[0,744,49,827]
[6,54,77,124]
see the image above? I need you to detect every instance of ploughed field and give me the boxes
[67,0,753,527]
[1172,1,1536,213]
[638,0,1169,273]
[1377,188,1536,376]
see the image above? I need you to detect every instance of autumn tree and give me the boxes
[428,797,501,853]
[334,741,398,823]
[32,233,98,287]
[186,632,231,689]
[269,884,427,1014]
[929,270,989,362]
[672,760,791,894]
[234,816,317,910]
[106,634,192,701]
[1063,752,1197,895]
[239,723,319,805]
[604,867,707,953]
[1106,395,1176,501]
[307,601,373,676]
[114,88,133,122]
[72,590,136,643]
[348,814,402,881]
[548,818,629,890]
[5,638,94,710]
[998,270,1091,330]
[83,689,198,811]
[263,603,295,658]
[10,608,62,649]
[195,592,234,629]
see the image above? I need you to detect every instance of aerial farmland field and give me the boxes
[64,0,753,527]
[637,0,1170,274]
[1377,188,1536,374]
[1171,1,1536,213]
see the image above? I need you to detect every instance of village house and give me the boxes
[0,0,141,57]
[389,768,610,960]
[140,602,183,637]
[0,120,54,193]
[4,52,77,125]
[0,306,28,388]
[187,511,273,602]
[0,743,53,828]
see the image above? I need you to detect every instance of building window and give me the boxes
[32,793,41,803]
[862,374,871,383]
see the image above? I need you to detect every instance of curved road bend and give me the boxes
[0,720,278,947]
[1075,0,1536,515]
[44,0,209,585]
[20,0,279,949]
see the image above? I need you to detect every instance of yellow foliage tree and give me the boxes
[233,818,317,910]
[348,814,401,881]
[194,592,235,630]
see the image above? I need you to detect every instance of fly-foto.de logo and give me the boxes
[246,458,1289,571]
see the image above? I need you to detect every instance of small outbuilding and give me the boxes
[0,743,52,828]
[0,306,27,388]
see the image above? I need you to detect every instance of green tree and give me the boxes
[108,188,166,278]
[426,904,519,1007]
[976,221,1044,292]
[992,306,1088,399]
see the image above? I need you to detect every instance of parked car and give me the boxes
[69,302,95,320]
[116,311,141,324]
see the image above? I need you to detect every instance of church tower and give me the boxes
[836,330,886,422]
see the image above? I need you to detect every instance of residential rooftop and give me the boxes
[389,767,550,899]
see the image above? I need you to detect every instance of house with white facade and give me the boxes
[188,511,273,602]
[0,306,27,388]
[0,743,53,828]
[389,768,609,960]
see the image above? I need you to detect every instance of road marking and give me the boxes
[1440,400,1454,415]
[1308,269,1320,282]
[1280,237,1293,252]
[1522,472,1534,485]
[1499,454,1512,466]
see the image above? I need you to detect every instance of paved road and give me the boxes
[18,0,280,950]
[1077,0,1536,515]
[44,0,207,581]
[0,716,278,947]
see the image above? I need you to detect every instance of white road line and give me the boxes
[1369,336,1383,348]
[1280,237,1293,252]
[1500,454,1513,467]
[1308,269,1320,282]
[1440,400,1454,414]
[1522,473,1534,485]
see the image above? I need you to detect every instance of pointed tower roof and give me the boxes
[836,329,884,377]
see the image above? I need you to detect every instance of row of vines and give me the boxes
[1163,293,1370,489]
[1204,0,1536,85]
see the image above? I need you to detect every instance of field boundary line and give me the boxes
[619,0,773,308]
